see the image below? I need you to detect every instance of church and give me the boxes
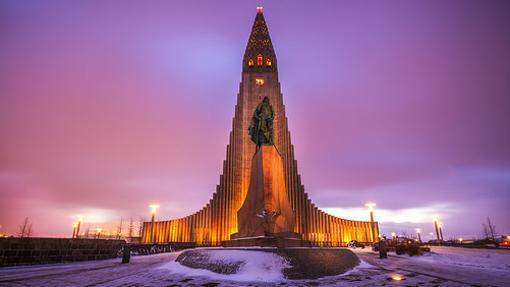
[142,7,378,247]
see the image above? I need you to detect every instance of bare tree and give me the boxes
[84,226,90,238]
[138,217,146,237]
[483,217,497,241]
[128,217,134,238]
[17,218,27,238]
[117,217,123,239]
[17,217,32,238]
[483,223,489,239]
[26,223,32,237]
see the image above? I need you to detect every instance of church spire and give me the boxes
[243,6,277,72]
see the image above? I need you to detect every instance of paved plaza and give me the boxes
[1,246,509,286]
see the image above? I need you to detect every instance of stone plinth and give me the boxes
[176,248,360,280]
[222,236,310,248]
[229,145,301,246]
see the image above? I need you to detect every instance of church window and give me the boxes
[257,54,263,66]
[266,58,272,67]
[248,58,254,67]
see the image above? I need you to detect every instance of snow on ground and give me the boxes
[346,246,375,253]
[354,245,510,287]
[160,249,290,282]
[0,246,509,286]
[417,246,510,272]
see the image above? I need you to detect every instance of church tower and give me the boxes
[142,7,379,246]
[227,6,301,240]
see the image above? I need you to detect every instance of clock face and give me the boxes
[256,78,265,86]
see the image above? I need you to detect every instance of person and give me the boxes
[379,237,388,259]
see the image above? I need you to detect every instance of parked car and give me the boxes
[498,239,509,248]
[348,240,365,249]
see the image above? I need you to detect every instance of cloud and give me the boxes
[1,1,509,238]
[323,203,453,224]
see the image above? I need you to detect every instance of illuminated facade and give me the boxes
[142,8,379,246]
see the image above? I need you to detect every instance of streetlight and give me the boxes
[391,232,396,240]
[72,222,78,238]
[433,216,441,242]
[96,228,102,239]
[458,237,463,245]
[365,202,377,243]
[416,228,422,243]
[74,216,83,239]
[438,222,444,241]
[77,216,83,238]
[149,204,160,244]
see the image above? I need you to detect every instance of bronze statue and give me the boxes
[249,96,274,147]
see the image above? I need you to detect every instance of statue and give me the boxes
[249,97,274,147]
[229,96,300,245]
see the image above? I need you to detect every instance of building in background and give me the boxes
[142,8,378,246]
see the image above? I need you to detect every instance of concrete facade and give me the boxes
[142,9,379,246]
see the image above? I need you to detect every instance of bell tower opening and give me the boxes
[257,54,263,67]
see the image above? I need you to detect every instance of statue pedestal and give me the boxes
[224,145,308,247]
[222,235,311,248]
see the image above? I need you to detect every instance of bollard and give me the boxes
[122,245,131,264]
[379,240,388,259]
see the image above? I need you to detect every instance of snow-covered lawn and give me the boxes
[160,249,290,282]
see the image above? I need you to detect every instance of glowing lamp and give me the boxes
[390,274,405,281]
[365,202,376,211]
[416,228,421,234]
[149,204,160,215]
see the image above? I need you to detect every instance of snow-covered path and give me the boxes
[354,246,510,287]
[0,246,508,286]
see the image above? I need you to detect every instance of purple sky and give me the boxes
[1,0,509,239]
